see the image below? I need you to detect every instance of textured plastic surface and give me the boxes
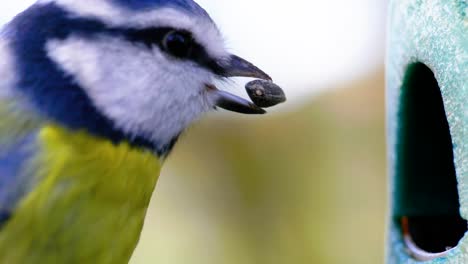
[387,0,467,263]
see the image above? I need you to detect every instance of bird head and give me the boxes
[4,0,271,155]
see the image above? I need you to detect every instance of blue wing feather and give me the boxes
[0,131,38,227]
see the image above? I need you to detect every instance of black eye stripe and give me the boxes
[132,28,195,59]
[121,27,225,75]
[125,27,172,49]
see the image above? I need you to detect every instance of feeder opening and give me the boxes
[395,63,466,254]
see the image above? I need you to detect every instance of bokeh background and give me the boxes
[2,1,389,263]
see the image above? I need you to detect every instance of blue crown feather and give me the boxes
[112,0,210,17]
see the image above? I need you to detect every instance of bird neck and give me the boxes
[0,125,162,264]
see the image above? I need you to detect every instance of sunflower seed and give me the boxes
[245,80,286,108]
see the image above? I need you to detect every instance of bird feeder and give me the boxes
[387,0,467,262]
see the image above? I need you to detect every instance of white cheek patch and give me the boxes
[46,35,214,146]
[49,0,228,59]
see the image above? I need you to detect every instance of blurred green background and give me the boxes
[131,68,387,264]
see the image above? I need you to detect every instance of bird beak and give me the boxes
[207,55,272,114]
[222,55,272,81]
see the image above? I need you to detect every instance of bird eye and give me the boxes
[162,30,194,58]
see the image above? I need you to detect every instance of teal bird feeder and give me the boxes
[387,0,467,262]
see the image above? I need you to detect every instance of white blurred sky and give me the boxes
[0,1,387,104]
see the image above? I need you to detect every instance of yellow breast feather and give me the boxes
[0,125,162,264]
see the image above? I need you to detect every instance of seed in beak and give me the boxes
[245,80,286,108]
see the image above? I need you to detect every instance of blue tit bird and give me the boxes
[0,0,272,263]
